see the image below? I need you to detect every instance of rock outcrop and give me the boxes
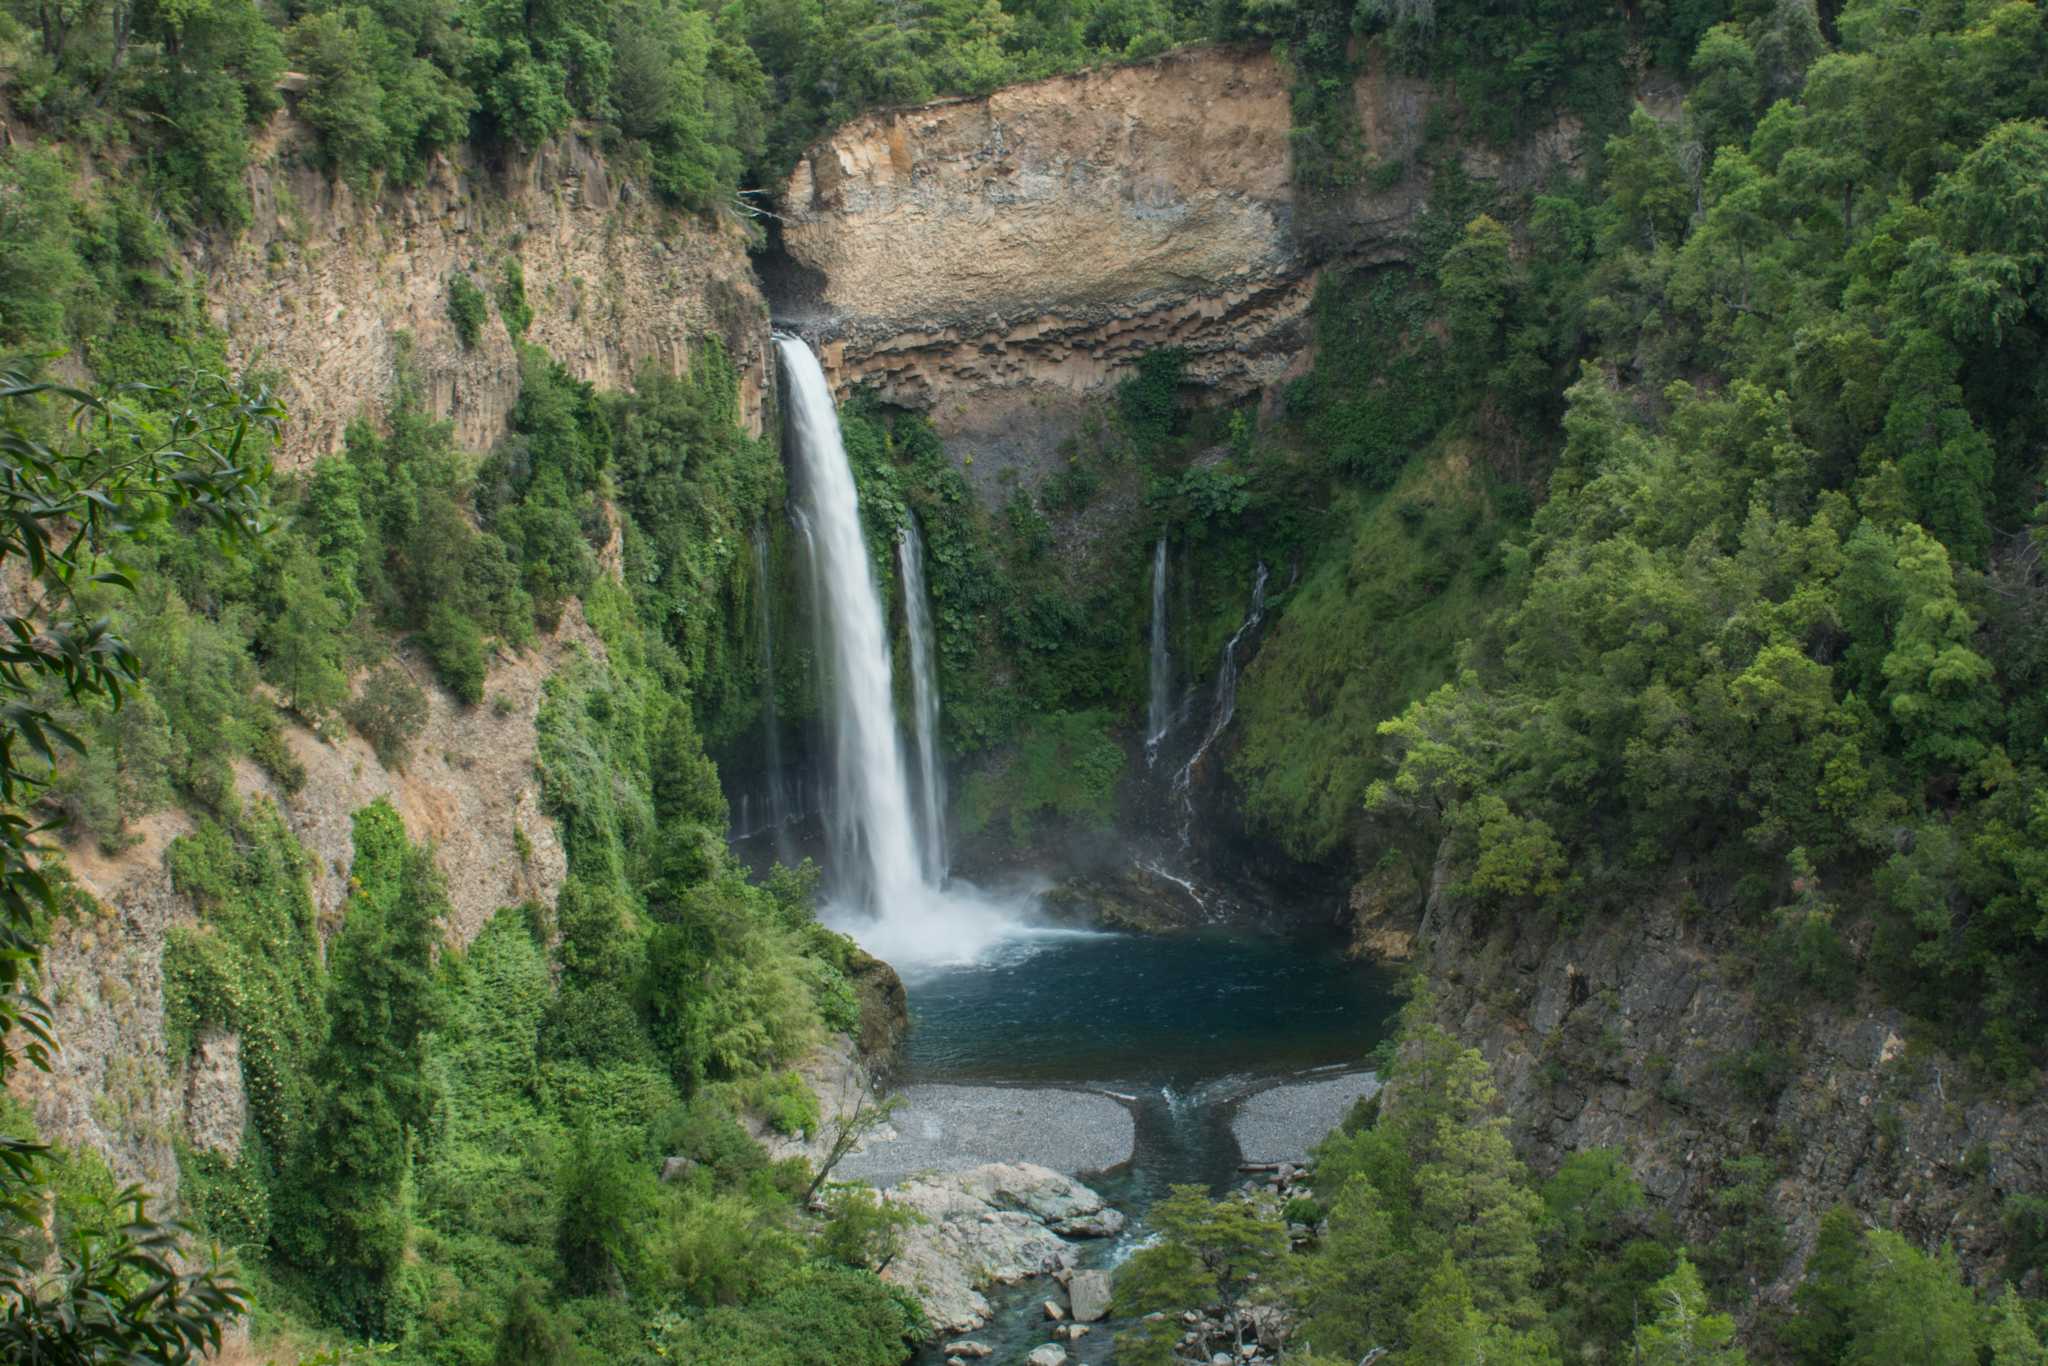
[876,1162,1120,1336]
[194,116,771,469]
[1375,860,2048,1298]
[777,45,1579,458]
[13,609,596,1202]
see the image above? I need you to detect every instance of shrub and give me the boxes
[347,663,429,769]
[448,274,488,349]
[423,604,488,704]
[497,258,533,337]
[744,1068,820,1140]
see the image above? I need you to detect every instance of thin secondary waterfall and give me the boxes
[749,524,792,852]
[1145,536,1172,766]
[777,336,924,916]
[898,519,948,882]
[1170,562,1270,848]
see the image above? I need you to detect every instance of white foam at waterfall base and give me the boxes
[819,876,1102,975]
[780,334,1073,970]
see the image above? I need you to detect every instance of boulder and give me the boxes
[1025,1347,1069,1366]
[1053,1208,1127,1238]
[1068,1269,1112,1323]
[877,1171,1076,1334]
[941,1343,993,1359]
[1043,1299,1067,1321]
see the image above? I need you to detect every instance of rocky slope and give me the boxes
[194,112,772,468]
[775,45,1577,472]
[13,611,596,1197]
[12,114,775,1197]
[1354,850,2046,1298]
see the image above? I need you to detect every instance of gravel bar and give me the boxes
[1231,1069,1382,1165]
[835,1084,1135,1187]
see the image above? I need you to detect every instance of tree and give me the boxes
[291,801,446,1331]
[556,1125,657,1296]
[1685,25,1762,156]
[0,360,279,1356]
[1634,1255,1746,1365]
[1438,215,1516,386]
[1987,1286,2048,1365]
[261,544,351,721]
[1843,1231,1982,1366]
[1604,108,1693,250]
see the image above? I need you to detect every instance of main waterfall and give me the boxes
[776,335,1035,967]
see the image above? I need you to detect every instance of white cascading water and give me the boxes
[777,335,1040,967]
[898,519,948,882]
[1145,535,1172,766]
[1170,562,1270,850]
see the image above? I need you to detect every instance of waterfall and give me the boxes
[778,336,923,916]
[1145,536,1172,766]
[777,335,1038,967]
[899,519,948,882]
[1170,562,1270,849]
[749,524,792,857]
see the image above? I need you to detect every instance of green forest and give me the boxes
[1,0,2046,1357]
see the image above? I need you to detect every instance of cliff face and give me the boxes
[193,116,772,468]
[1352,857,2047,1297]
[13,613,592,1198]
[776,45,1575,466]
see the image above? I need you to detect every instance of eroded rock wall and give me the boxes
[194,118,772,468]
[776,45,1578,455]
[1369,858,2047,1299]
[13,610,595,1200]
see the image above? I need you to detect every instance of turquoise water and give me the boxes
[901,928,1399,1092]
[898,929,1398,1363]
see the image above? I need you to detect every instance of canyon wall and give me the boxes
[1348,856,2046,1299]
[194,114,772,469]
[776,45,1578,480]
[15,612,594,1198]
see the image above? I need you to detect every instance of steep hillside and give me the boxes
[196,116,772,466]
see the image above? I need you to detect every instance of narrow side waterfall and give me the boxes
[777,335,1040,967]
[899,519,948,882]
[1170,562,1270,848]
[749,524,792,854]
[1145,535,1172,766]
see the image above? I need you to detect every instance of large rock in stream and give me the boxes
[877,1162,1123,1337]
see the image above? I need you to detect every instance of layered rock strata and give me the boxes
[777,45,1579,436]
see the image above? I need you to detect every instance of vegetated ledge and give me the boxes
[775,43,1580,430]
